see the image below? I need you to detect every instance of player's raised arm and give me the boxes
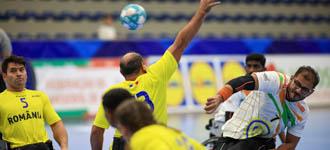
[167,0,220,62]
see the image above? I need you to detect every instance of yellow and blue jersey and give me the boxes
[93,50,178,138]
[0,89,61,148]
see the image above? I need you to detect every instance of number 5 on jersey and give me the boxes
[20,98,29,108]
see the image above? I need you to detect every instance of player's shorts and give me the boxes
[0,140,9,150]
[203,137,275,150]
[8,140,53,150]
[112,137,125,150]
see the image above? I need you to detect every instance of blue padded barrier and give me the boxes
[11,38,330,59]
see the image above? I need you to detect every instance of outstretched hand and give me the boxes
[199,0,221,14]
[204,94,223,114]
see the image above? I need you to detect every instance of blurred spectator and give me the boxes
[0,28,36,92]
[97,15,117,40]
[0,28,12,92]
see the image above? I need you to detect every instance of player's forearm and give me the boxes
[279,132,286,143]
[176,9,207,46]
[91,135,103,150]
[50,121,68,150]
[217,75,256,101]
[277,143,296,150]
[90,126,105,150]
[171,9,207,58]
[277,133,299,150]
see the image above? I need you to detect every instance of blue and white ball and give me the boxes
[120,4,147,30]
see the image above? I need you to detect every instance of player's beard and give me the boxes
[286,88,305,102]
[12,77,26,89]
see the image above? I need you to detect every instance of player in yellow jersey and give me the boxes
[113,100,205,150]
[0,56,68,150]
[90,1,221,150]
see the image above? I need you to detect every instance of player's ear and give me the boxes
[2,72,7,78]
[142,64,147,73]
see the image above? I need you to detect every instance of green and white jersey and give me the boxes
[222,71,309,139]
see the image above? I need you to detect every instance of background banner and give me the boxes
[33,54,330,118]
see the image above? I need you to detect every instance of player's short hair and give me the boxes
[102,88,134,114]
[294,66,320,88]
[245,53,266,67]
[114,100,156,133]
[1,55,26,73]
[119,52,143,76]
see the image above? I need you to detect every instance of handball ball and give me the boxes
[120,4,147,30]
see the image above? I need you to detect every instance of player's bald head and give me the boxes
[120,52,144,76]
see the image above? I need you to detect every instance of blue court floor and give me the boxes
[47,108,330,150]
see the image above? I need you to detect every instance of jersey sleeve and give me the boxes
[147,50,178,82]
[255,71,285,94]
[287,103,309,137]
[93,103,110,129]
[287,118,307,138]
[42,92,61,125]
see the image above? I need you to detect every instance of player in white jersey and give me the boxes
[204,66,319,150]
[206,54,267,137]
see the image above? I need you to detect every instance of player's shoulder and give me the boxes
[256,71,289,85]
[244,90,267,97]
[289,100,310,120]
[256,71,286,77]
[104,82,127,92]
[0,90,11,98]
[295,100,310,114]
[0,91,5,98]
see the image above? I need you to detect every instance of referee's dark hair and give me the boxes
[245,53,266,67]
[102,88,134,113]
